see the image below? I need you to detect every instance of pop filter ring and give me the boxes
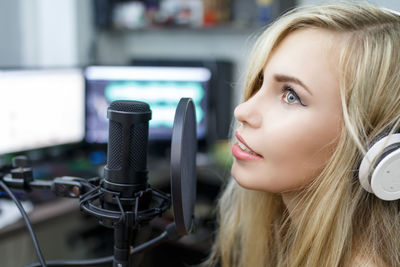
[170,98,197,236]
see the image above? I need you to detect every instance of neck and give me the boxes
[281,190,303,223]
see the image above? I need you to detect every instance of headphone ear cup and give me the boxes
[359,133,400,200]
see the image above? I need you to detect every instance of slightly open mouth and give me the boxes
[236,138,258,155]
[234,133,263,158]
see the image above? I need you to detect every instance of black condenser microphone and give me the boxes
[79,98,194,267]
[101,100,152,267]
[103,100,151,197]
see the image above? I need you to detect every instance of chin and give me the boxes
[231,165,251,189]
[231,164,295,194]
[231,165,280,193]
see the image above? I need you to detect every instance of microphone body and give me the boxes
[103,100,152,197]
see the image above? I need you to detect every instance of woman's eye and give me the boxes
[282,87,306,106]
[284,91,298,104]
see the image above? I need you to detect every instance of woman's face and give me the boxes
[231,28,343,193]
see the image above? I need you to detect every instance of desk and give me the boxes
[0,199,33,230]
[0,198,98,267]
[0,198,77,237]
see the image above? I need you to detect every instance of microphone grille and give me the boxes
[129,123,148,170]
[109,100,150,112]
[107,100,150,172]
[108,121,123,169]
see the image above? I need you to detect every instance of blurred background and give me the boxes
[0,0,399,266]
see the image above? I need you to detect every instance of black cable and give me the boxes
[25,255,113,267]
[0,180,47,267]
[26,231,169,267]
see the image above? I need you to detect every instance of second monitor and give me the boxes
[85,65,211,144]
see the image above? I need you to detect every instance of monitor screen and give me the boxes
[84,66,211,143]
[0,68,85,155]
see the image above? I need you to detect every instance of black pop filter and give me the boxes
[170,98,197,236]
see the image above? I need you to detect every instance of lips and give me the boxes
[232,132,263,161]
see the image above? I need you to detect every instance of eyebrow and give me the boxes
[273,74,313,96]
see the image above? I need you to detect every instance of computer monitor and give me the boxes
[131,58,234,141]
[84,65,211,144]
[0,68,85,155]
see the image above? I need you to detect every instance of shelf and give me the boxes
[104,23,266,35]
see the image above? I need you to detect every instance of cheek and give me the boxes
[258,112,340,191]
[269,113,339,162]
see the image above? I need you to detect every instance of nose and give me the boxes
[234,94,262,128]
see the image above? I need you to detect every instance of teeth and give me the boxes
[238,141,247,150]
[237,139,255,155]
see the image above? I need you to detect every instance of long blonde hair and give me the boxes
[206,2,400,267]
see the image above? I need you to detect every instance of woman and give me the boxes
[206,2,400,267]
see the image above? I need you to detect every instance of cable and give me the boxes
[25,255,113,267]
[0,180,47,267]
[26,231,169,267]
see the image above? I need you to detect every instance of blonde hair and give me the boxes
[205,2,400,267]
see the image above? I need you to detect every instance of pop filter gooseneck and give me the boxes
[170,98,197,236]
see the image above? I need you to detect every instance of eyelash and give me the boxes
[282,86,307,107]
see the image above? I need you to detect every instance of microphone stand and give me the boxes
[0,156,176,267]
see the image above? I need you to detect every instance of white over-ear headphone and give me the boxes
[359,133,400,200]
[357,7,400,200]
